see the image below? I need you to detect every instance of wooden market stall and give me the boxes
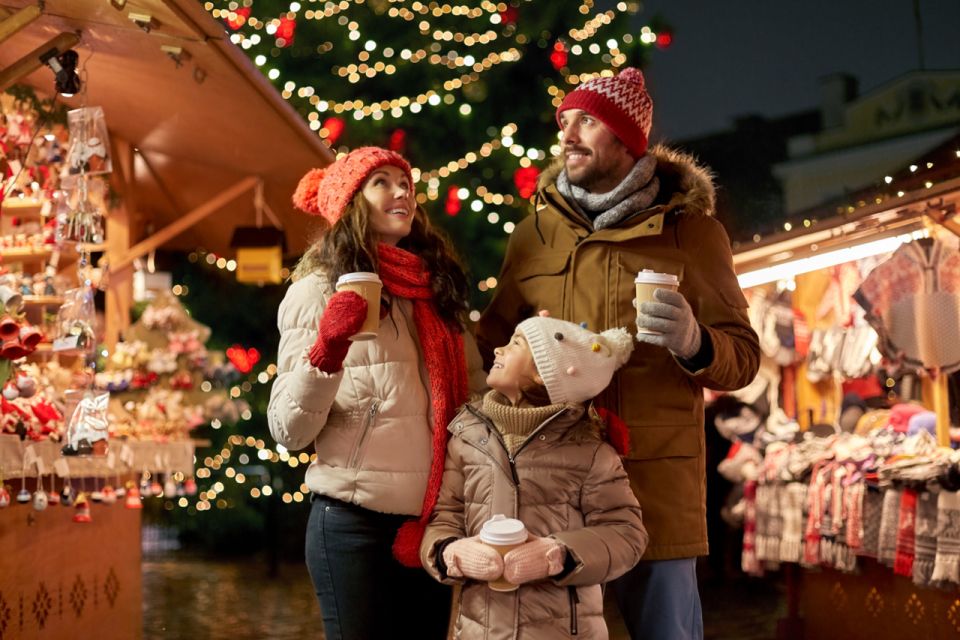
[731,143,960,640]
[0,1,332,638]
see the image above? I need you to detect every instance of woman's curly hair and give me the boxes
[292,190,470,330]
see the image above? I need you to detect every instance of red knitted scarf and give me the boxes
[378,242,468,567]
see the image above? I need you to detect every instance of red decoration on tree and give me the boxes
[277,15,297,47]
[226,7,250,30]
[388,128,407,153]
[322,117,346,145]
[226,345,261,374]
[655,31,673,49]
[549,41,568,71]
[513,166,540,199]
[498,6,518,25]
[445,186,461,216]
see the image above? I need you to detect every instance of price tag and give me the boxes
[52,335,80,352]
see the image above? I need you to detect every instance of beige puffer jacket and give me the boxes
[420,401,647,640]
[267,272,486,515]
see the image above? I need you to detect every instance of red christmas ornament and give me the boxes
[322,117,346,145]
[388,128,407,153]
[277,15,297,47]
[513,166,540,199]
[498,6,518,25]
[655,31,673,49]
[226,345,261,374]
[445,186,461,216]
[549,41,568,71]
[226,7,250,30]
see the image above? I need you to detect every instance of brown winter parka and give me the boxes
[476,146,760,560]
[421,401,647,640]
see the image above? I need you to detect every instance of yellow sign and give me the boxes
[236,246,282,284]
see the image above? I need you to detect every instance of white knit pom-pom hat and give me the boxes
[517,317,634,404]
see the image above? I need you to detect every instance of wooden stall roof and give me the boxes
[0,0,333,256]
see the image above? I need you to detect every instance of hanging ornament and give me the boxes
[226,345,260,374]
[32,489,48,511]
[47,490,60,505]
[277,15,297,47]
[513,166,541,199]
[101,485,117,504]
[124,482,142,509]
[499,5,518,25]
[445,186,461,216]
[72,492,92,523]
[655,31,673,49]
[183,477,198,496]
[549,41,568,71]
[322,117,346,145]
[226,6,251,30]
[0,484,10,508]
[388,128,407,153]
[60,483,75,506]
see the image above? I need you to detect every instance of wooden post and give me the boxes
[105,138,136,350]
[932,369,951,447]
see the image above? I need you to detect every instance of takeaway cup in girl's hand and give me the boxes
[335,272,382,340]
[479,514,528,592]
[634,269,680,334]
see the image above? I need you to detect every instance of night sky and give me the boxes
[635,0,960,142]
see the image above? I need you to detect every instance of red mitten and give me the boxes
[307,291,368,373]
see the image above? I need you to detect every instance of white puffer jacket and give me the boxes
[268,271,487,515]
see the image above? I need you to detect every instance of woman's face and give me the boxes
[488,331,541,404]
[361,165,415,246]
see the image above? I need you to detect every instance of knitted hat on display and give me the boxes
[556,67,654,157]
[517,317,633,405]
[292,146,413,225]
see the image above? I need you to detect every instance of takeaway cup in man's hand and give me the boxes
[634,270,679,334]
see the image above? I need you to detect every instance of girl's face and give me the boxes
[488,331,542,404]
[361,165,415,246]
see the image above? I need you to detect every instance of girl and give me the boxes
[420,315,648,639]
[268,147,486,640]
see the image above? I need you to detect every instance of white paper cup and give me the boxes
[479,514,528,592]
[335,272,383,341]
[635,270,680,335]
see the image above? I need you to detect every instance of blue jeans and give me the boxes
[305,495,451,640]
[610,558,704,640]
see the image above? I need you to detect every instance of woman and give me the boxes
[268,147,486,640]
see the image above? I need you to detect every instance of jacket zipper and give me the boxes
[568,586,579,635]
[347,401,379,469]
[463,405,569,485]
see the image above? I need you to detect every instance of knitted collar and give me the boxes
[482,391,568,456]
[556,154,659,230]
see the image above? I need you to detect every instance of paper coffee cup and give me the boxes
[635,269,680,335]
[335,272,382,341]
[479,514,528,592]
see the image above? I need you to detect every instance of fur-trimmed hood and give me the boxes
[538,144,716,217]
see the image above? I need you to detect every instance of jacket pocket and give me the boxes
[347,400,380,469]
[515,251,570,318]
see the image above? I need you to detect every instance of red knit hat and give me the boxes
[292,146,413,225]
[556,67,654,157]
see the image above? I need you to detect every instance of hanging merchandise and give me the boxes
[854,238,960,373]
[56,175,105,245]
[53,286,96,353]
[61,391,110,456]
[63,106,112,177]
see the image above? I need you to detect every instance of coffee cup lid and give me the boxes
[335,271,382,287]
[634,269,679,286]
[479,514,527,545]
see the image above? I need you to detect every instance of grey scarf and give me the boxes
[556,155,659,230]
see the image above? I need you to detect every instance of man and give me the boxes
[476,67,760,639]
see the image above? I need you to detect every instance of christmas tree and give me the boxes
[203,0,670,310]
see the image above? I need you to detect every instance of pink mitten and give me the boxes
[503,536,566,585]
[442,537,504,581]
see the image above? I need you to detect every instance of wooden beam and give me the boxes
[0,5,41,45]
[0,31,80,93]
[112,175,258,272]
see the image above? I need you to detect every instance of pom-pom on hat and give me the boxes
[292,146,413,225]
[517,317,634,405]
[556,67,654,158]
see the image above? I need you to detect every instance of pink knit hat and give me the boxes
[556,67,654,157]
[292,146,413,224]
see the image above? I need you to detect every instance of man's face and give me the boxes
[558,108,635,193]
